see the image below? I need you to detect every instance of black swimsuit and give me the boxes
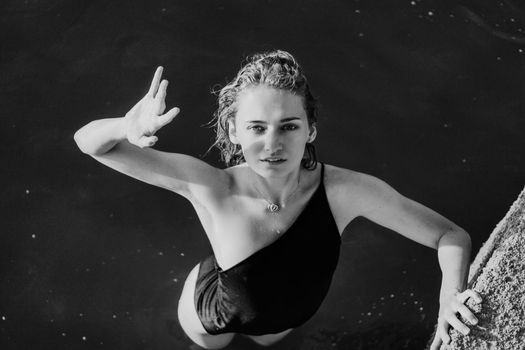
[194,162,341,335]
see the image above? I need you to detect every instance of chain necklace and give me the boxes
[253,171,301,214]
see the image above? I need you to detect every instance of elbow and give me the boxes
[437,228,471,250]
[73,129,89,154]
[457,228,472,247]
[74,129,100,155]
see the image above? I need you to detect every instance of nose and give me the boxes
[264,129,283,154]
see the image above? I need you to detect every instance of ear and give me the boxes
[228,119,239,144]
[307,124,317,143]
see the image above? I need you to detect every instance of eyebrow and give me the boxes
[245,117,302,123]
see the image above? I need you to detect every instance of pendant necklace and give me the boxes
[253,171,302,214]
[253,172,301,234]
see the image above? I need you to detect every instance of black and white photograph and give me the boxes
[1,1,524,349]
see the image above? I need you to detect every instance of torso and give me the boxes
[188,162,360,270]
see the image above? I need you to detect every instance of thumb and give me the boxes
[429,334,442,350]
[156,107,180,129]
[137,135,158,148]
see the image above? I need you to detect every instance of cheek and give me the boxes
[238,133,262,149]
[237,135,263,158]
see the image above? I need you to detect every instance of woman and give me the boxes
[74,50,481,349]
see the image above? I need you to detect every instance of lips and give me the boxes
[261,158,286,163]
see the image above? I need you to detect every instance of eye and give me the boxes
[282,124,298,131]
[248,125,265,133]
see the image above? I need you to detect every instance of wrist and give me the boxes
[116,117,129,141]
[439,287,461,304]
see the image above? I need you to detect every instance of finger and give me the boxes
[156,79,168,102]
[457,304,478,325]
[148,66,164,97]
[156,107,180,128]
[462,289,483,303]
[448,314,471,336]
[137,135,158,148]
[438,320,451,345]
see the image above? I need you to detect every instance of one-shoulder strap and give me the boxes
[320,162,325,186]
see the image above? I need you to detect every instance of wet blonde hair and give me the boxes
[206,50,318,170]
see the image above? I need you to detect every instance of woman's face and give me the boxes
[229,84,316,177]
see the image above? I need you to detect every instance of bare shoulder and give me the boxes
[325,164,396,200]
[323,163,397,232]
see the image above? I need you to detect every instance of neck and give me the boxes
[252,167,301,205]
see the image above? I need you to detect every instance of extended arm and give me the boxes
[333,168,481,349]
[74,67,228,200]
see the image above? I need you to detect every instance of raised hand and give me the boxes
[124,66,180,148]
[430,288,483,350]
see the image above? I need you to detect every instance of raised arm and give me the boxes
[74,66,228,200]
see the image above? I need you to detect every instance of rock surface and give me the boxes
[430,187,525,349]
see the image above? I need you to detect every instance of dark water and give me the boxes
[1,1,524,349]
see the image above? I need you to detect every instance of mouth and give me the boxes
[261,158,286,164]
